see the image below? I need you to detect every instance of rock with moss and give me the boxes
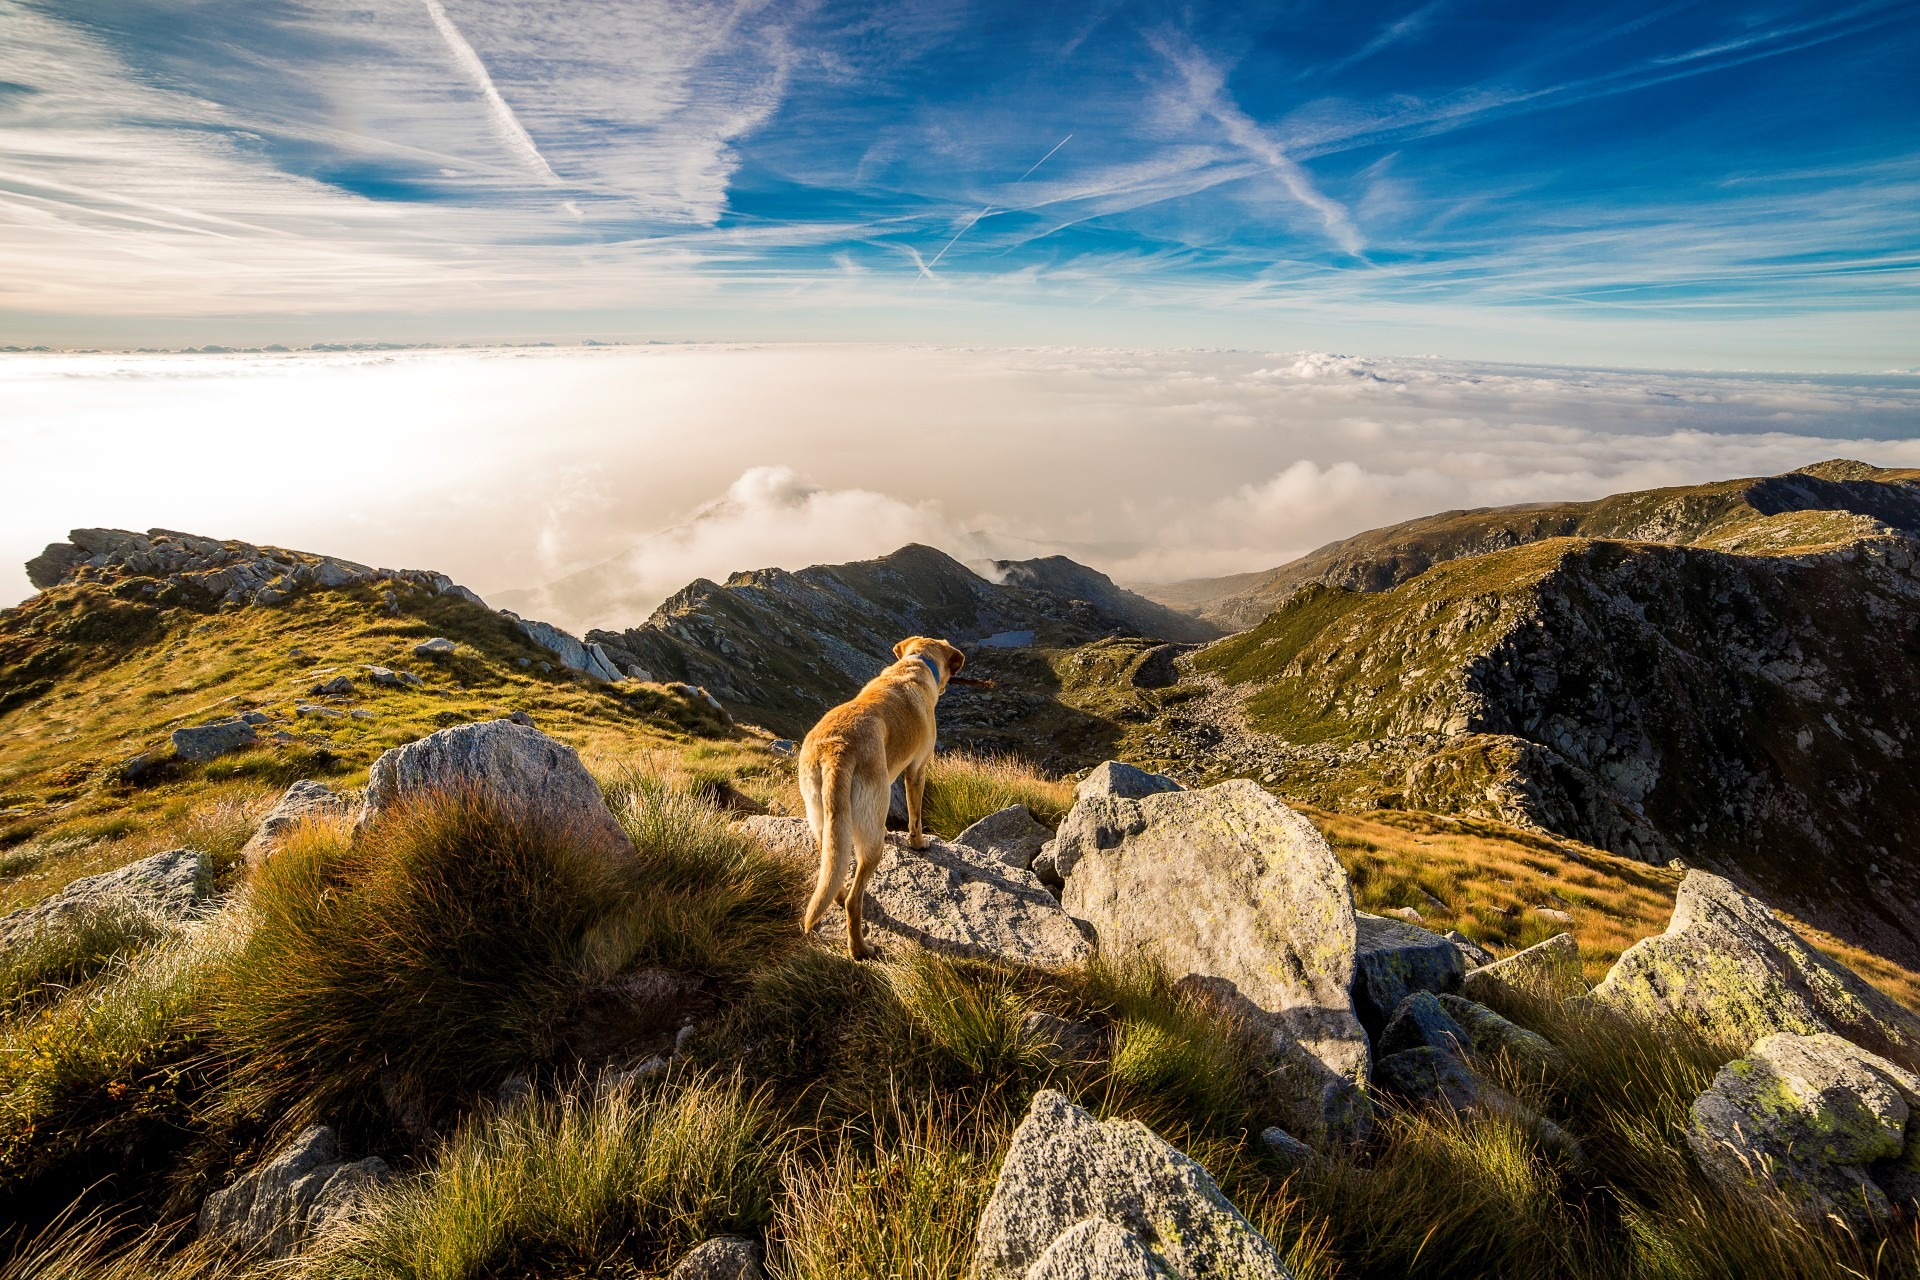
[1688,1032,1920,1230]
[975,1090,1293,1280]
[171,717,257,762]
[0,847,210,949]
[357,719,634,860]
[1437,994,1565,1070]
[1056,779,1368,1142]
[956,804,1053,870]
[198,1125,391,1259]
[241,779,354,866]
[1445,930,1496,968]
[1593,872,1920,1062]
[1461,932,1585,1002]
[1352,913,1465,1036]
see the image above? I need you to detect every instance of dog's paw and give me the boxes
[908,834,932,850]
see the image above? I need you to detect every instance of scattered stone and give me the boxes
[197,1125,391,1259]
[1073,760,1184,803]
[365,665,423,688]
[1258,1127,1316,1167]
[1374,1045,1483,1111]
[667,1237,767,1280]
[171,718,257,762]
[1537,907,1574,924]
[1461,932,1585,1002]
[625,665,656,682]
[1445,930,1497,968]
[0,847,211,949]
[768,738,797,758]
[239,710,271,725]
[295,703,344,719]
[240,779,352,866]
[507,710,535,727]
[1352,912,1466,1036]
[955,804,1052,870]
[1055,779,1368,1143]
[117,749,167,784]
[1593,872,1920,1062]
[1688,1032,1920,1230]
[974,1090,1293,1280]
[350,709,373,719]
[413,637,457,657]
[1389,905,1424,922]
[358,720,634,860]
[1377,990,1470,1058]
[308,675,355,697]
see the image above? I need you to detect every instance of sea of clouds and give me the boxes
[5,344,1918,633]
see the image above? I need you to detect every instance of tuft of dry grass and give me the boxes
[922,751,1073,839]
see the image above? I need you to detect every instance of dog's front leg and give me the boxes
[904,760,931,849]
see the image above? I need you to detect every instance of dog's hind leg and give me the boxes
[801,760,852,935]
[842,773,890,960]
[903,756,931,849]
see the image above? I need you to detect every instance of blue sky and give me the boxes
[2,0,1916,364]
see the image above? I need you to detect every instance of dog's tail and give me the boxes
[801,759,857,934]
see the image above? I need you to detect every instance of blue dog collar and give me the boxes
[917,652,943,685]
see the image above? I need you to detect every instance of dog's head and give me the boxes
[894,636,965,686]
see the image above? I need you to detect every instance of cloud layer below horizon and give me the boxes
[6,345,1919,632]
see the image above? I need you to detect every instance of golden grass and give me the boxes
[922,751,1074,839]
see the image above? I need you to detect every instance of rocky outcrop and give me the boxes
[1593,873,1920,1063]
[1688,1032,1920,1230]
[1352,913,1465,1036]
[358,720,634,859]
[955,804,1052,870]
[667,1237,767,1280]
[1461,932,1585,1002]
[171,718,257,762]
[0,847,211,949]
[505,613,626,683]
[747,818,1089,968]
[1074,760,1183,803]
[974,1090,1292,1280]
[1054,779,1368,1142]
[240,780,353,866]
[198,1125,391,1258]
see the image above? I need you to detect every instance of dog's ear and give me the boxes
[943,641,966,674]
[893,639,911,659]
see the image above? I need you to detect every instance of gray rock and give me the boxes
[0,847,211,949]
[197,1125,391,1259]
[1445,930,1497,968]
[413,637,457,657]
[507,710,535,727]
[1436,994,1565,1070]
[1073,760,1183,803]
[1593,872,1920,1062]
[1537,907,1574,925]
[1031,839,1061,887]
[1687,1032,1920,1230]
[1377,991,1470,1059]
[956,804,1053,870]
[767,739,797,758]
[1461,932,1585,1002]
[506,613,624,682]
[296,703,344,718]
[974,1090,1292,1280]
[1353,912,1465,1036]
[1056,779,1368,1143]
[240,780,352,866]
[358,720,634,860]
[1374,1045,1483,1111]
[749,817,1091,968]
[365,665,423,688]
[667,1237,766,1280]
[1258,1127,1315,1167]
[626,665,656,682]
[308,675,355,697]
[171,718,257,762]
[239,710,272,726]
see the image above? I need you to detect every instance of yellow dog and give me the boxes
[799,636,966,958]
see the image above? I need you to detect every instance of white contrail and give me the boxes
[420,0,559,184]
[922,133,1072,276]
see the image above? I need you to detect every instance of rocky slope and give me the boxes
[584,544,1219,739]
[1158,498,1920,968]
[1142,460,1920,630]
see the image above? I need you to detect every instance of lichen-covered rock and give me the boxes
[0,847,211,949]
[1377,991,1470,1059]
[198,1125,391,1258]
[747,818,1090,968]
[1594,872,1920,1062]
[1687,1032,1920,1230]
[1446,930,1496,968]
[1353,913,1465,1036]
[1055,779,1367,1142]
[358,720,634,859]
[1461,932,1585,1002]
[974,1091,1293,1280]
[171,718,257,762]
[1374,1045,1484,1111]
[956,804,1053,870]
[414,637,457,657]
[667,1236,766,1280]
[240,779,353,866]
[1074,760,1184,803]
[1437,994,1565,1070]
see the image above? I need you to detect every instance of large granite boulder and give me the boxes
[171,718,257,762]
[198,1125,391,1258]
[1593,872,1920,1063]
[0,847,211,949]
[1461,932,1585,1003]
[746,818,1090,969]
[974,1090,1292,1280]
[1055,779,1368,1142]
[1352,913,1466,1036]
[357,720,633,859]
[956,805,1053,871]
[1688,1032,1920,1230]
[240,780,353,866]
